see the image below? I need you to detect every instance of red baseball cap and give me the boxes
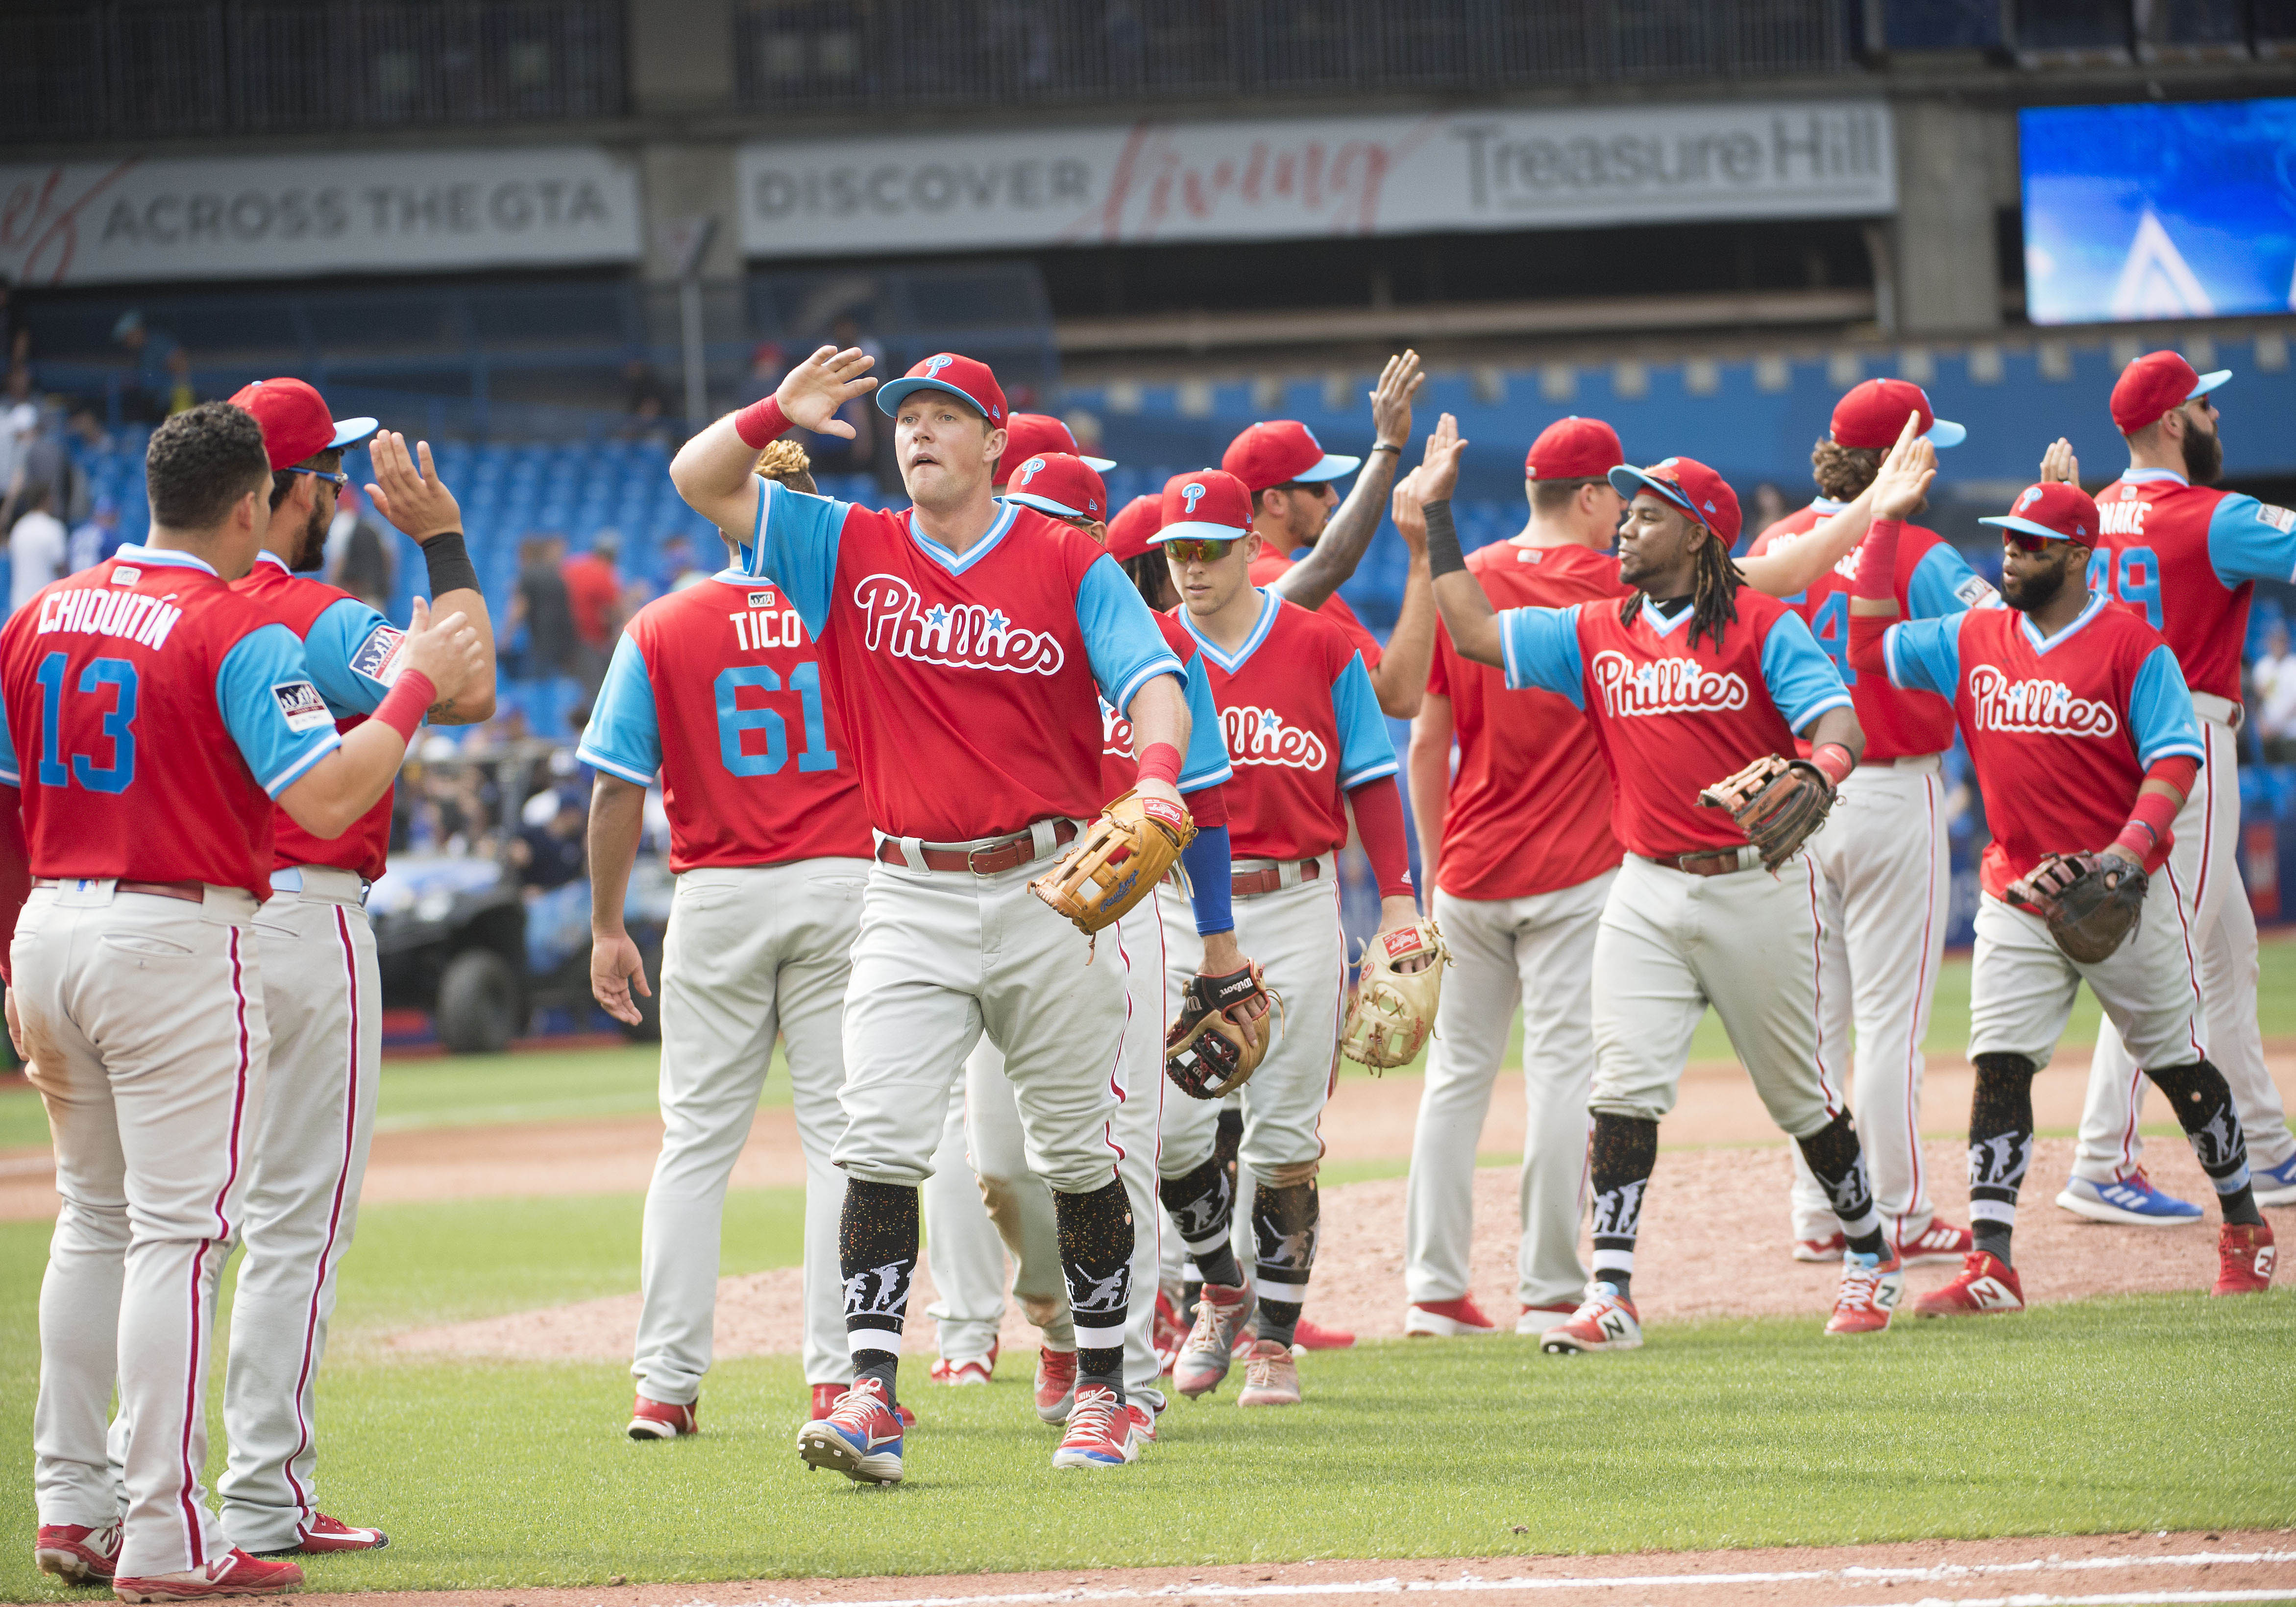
[1000,453,1106,522]
[1104,494,1163,563]
[1981,481,2101,545]
[875,352,1008,427]
[1525,416,1624,480]
[1221,420,1359,493]
[1830,378,1964,450]
[1609,456,1742,545]
[1151,469,1254,544]
[2109,350,2230,435]
[996,413,1114,482]
[228,377,376,471]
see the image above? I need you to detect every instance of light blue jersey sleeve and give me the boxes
[1906,543,1998,619]
[737,475,849,636]
[2206,494,2296,587]
[1497,603,1586,705]
[1076,554,1182,712]
[2129,643,2207,766]
[215,622,344,797]
[574,632,662,787]
[1331,652,1397,787]
[1176,653,1233,793]
[302,596,402,717]
[0,690,17,786]
[1883,614,1964,699]
[1758,609,1853,734]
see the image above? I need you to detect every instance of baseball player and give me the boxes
[1151,468,1419,1409]
[1843,466,2274,1309]
[1425,433,1909,1350]
[214,380,498,1560]
[1748,381,1994,1268]
[996,413,1115,481]
[668,346,1189,1479]
[579,438,880,1437]
[7,403,483,1598]
[2043,353,2296,1221]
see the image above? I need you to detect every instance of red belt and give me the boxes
[1231,859,1321,898]
[877,820,1078,875]
[1651,850,1756,878]
[34,877,204,903]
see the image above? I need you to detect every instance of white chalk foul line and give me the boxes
[670,1551,2296,1607]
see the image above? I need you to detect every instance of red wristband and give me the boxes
[734,395,790,450]
[1809,742,1855,790]
[2118,782,2184,874]
[372,669,438,745]
[1853,517,1903,602]
[1137,742,1182,788]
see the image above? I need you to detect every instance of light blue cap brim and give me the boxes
[2188,369,2232,401]
[1608,464,1699,520]
[1289,452,1361,483]
[1079,454,1116,471]
[1002,490,1094,520]
[1979,514,2086,542]
[875,377,986,418]
[1148,520,1250,544]
[1925,419,1966,448]
[330,416,379,450]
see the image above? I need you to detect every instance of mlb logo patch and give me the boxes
[270,680,333,732]
[112,567,141,585]
[750,589,777,608]
[349,624,407,688]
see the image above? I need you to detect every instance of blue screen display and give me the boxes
[2020,97,2296,326]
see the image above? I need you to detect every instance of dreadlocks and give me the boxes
[1619,521,1745,652]
[756,438,817,494]
[1124,550,1176,610]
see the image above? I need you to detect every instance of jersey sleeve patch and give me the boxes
[348,623,407,688]
[270,680,334,733]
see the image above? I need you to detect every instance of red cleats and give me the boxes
[1792,1231,1846,1263]
[1404,1295,1499,1337]
[930,1338,998,1385]
[1152,1290,1187,1375]
[811,1382,914,1427]
[251,1514,387,1556]
[113,1550,303,1602]
[1913,1250,2025,1317]
[1540,1285,1643,1354]
[35,1522,122,1584]
[1824,1251,1905,1336]
[795,1377,904,1485]
[2214,1220,2276,1296]
[1294,1316,1354,1350]
[1033,1347,1078,1423]
[1895,1219,1974,1266]
[626,1393,698,1439]
[1050,1383,1136,1469]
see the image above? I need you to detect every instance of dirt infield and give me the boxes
[272,1530,2296,1607]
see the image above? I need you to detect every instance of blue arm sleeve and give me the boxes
[215,623,344,796]
[302,596,402,717]
[2206,494,2296,587]
[1882,615,1963,698]
[1758,609,1854,734]
[2128,643,2207,766]
[1497,603,1586,704]
[1332,652,1398,786]
[1076,554,1182,712]
[738,475,848,636]
[0,687,16,786]
[1179,824,1234,936]
[573,633,663,787]
[1906,543,1998,619]
[1176,654,1233,791]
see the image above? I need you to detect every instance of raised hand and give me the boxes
[1868,411,1937,522]
[1368,348,1427,451]
[775,344,879,438]
[2039,437,2079,486]
[1417,413,1468,502]
[1391,470,1429,554]
[396,595,488,707]
[364,431,463,543]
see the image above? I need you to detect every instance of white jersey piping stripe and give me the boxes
[1183,589,1281,675]
[1106,656,1186,725]
[576,745,659,789]
[262,729,342,797]
[1804,855,1842,1119]
[1899,773,1939,1229]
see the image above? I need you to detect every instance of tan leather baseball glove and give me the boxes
[1029,789,1195,937]
[1697,753,1837,871]
[1340,918,1451,1071]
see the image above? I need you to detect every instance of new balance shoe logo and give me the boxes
[1966,1277,2018,1310]
[2255,1246,2277,1277]
[1598,1312,1628,1340]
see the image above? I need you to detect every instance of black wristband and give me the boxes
[1423,499,1466,579]
[419,531,480,598]
[1370,441,1403,455]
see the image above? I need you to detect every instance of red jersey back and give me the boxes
[1250,547,1385,671]
[2089,475,2248,703]
[1428,541,1624,900]
[577,571,872,871]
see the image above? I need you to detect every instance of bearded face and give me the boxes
[289,491,330,571]
[2182,415,2223,485]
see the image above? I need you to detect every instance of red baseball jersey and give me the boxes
[1750,501,1996,762]
[2086,469,2296,705]
[1183,591,1397,863]
[1498,588,1852,862]
[1881,591,2204,898]
[1099,611,1233,799]
[0,546,343,901]
[739,480,1180,841]
[578,570,872,872]
[1250,547,1385,671]
[1426,541,1624,900]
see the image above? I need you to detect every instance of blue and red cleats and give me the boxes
[1050,1384,1137,1469]
[795,1376,904,1485]
[2055,1168,2202,1226]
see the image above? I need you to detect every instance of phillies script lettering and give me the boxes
[852,574,1064,675]
[1222,706,1328,770]
[1102,703,1133,757]
[1589,651,1749,717]
[1965,665,2120,739]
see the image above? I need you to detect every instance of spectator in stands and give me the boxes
[2255,620,2296,763]
[163,345,197,415]
[742,341,787,406]
[111,309,180,423]
[0,403,36,516]
[7,481,68,615]
[624,358,673,439]
[830,313,886,373]
[65,404,115,456]
[325,484,396,606]
[511,534,580,682]
[67,496,121,575]
[655,533,708,592]
[561,531,624,696]
[514,787,588,893]
[1751,482,1788,537]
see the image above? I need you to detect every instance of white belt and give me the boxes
[2191,692,2243,730]
[271,865,371,907]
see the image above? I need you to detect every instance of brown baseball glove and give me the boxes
[1696,753,1837,871]
[1029,789,1195,937]
[1340,918,1451,1071]
[1164,962,1277,1099]
[2008,851,2148,964]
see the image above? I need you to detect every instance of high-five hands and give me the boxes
[775,345,880,438]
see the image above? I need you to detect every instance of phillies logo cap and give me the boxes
[1980,480,2100,545]
[1150,469,1253,543]
[2109,349,2231,435]
[228,377,378,471]
[1607,455,1742,545]
[995,412,1115,484]
[875,351,1008,426]
[1103,494,1164,563]
[1525,415,1624,480]
[1221,419,1361,493]
[1830,378,1965,451]
[1000,453,1107,522]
